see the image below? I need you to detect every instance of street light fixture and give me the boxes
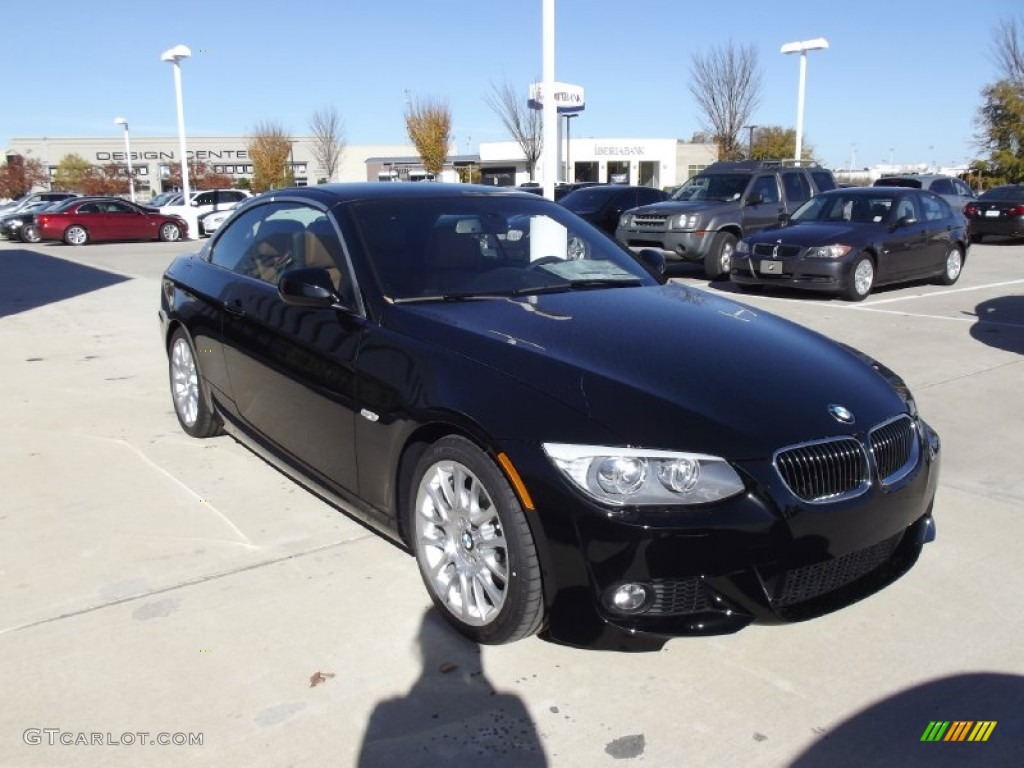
[113,117,135,203]
[780,37,828,165]
[161,44,192,235]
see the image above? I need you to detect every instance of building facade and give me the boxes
[6,136,415,198]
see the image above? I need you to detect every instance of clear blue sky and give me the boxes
[2,0,1018,170]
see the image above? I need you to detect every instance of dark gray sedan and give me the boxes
[732,187,969,301]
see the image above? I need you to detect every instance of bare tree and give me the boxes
[688,42,762,160]
[247,120,293,192]
[484,80,542,179]
[404,96,452,177]
[993,16,1024,86]
[309,107,346,183]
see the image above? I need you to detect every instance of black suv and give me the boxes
[615,161,836,278]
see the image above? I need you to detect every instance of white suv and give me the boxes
[159,188,251,218]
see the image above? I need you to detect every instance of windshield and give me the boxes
[791,193,896,224]
[670,174,751,202]
[349,196,656,301]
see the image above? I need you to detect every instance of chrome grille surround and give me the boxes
[632,214,668,228]
[751,243,803,258]
[869,415,919,487]
[774,437,870,503]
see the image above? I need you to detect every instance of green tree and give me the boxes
[248,120,293,192]
[976,79,1024,182]
[52,153,91,192]
[405,96,452,177]
[749,126,815,162]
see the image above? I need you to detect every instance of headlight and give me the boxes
[671,214,700,230]
[8,218,23,226]
[543,443,745,506]
[804,244,852,259]
[618,213,632,229]
[736,240,750,254]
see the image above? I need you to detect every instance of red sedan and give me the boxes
[36,197,188,245]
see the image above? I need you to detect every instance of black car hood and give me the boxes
[389,283,906,458]
[747,221,882,245]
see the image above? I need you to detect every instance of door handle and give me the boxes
[224,301,245,319]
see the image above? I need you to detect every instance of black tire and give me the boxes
[408,435,544,644]
[159,222,183,242]
[843,254,875,302]
[63,224,88,246]
[20,224,40,243]
[168,329,221,438]
[704,232,737,280]
[937,244,964,286]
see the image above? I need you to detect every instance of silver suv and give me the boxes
[873,174,976,213]
[615,161,836,278]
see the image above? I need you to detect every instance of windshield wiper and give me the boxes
[566,277,644,289]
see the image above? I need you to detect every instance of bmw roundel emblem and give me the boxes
[829,404,855,424]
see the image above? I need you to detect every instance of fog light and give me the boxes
[607,583,653,614]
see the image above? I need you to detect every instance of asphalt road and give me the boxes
[1,235,1022,767]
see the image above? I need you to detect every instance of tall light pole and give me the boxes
[744,124,758,160]
[161,44,191,202]
[113,117,135,202]
[541,0,557,199]
[780,37,828,165]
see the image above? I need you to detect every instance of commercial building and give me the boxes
[6,135,716,196]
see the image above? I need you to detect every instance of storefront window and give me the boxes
[607,161,630,184]
[639,161,659,188]
[574,162,599,182]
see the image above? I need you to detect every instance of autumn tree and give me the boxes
[485,80,542,179]
[309,107,346,182]
[0,155,47,199]
[164,161,234,191]
[688,42,762,160]
[81,164,129,196]
[52,153,92,192]
[248,120,293,192]
[975,17,1024,183]
[405,96,452,177]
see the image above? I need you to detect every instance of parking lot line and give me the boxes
[853,279,1024,307]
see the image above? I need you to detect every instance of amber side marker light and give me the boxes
[497,452,536,511]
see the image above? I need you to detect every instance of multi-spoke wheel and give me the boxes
[63,225,88,246]
[20,224,41,243]
[938,244,963,286]
[410,436,543,644]
[704,232,736,280]
[160,222,183,242]
[168,329,220,438]
[844,254,875,301]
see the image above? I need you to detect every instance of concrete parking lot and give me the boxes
[1,235,1022,767]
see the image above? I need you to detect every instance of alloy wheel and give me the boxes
[170,337,199,427]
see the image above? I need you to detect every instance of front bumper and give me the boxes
[731,253,851,294]
[507,419,941,652]
[615,227,712,263]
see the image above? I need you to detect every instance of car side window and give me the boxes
[78,203,101,214]
[953,179,975,198]
[810,171,836,192]
[209,205,269,273]
[106,201,135,214]
[930,178,955,195]
[781,172,812,205]
[750,175,780,204]
[920,193,951,222]
[195,192,216,206]
[895,196,918,221]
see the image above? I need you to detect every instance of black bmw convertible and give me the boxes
[159,183,940,651]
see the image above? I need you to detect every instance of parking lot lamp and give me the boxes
[113,117,135,203]
[780,38,828,165]
[161,44,192,223]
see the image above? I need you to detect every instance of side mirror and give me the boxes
[896,216,918,228]
[778,213,791,226]
[745,192,764,206]
[635,248,666,278]
[278,267,338,308]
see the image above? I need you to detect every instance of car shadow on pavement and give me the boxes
[0,247,129,318]
[356,609,548,768]
[789,672,1024,767]
[966,296,1024,355]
